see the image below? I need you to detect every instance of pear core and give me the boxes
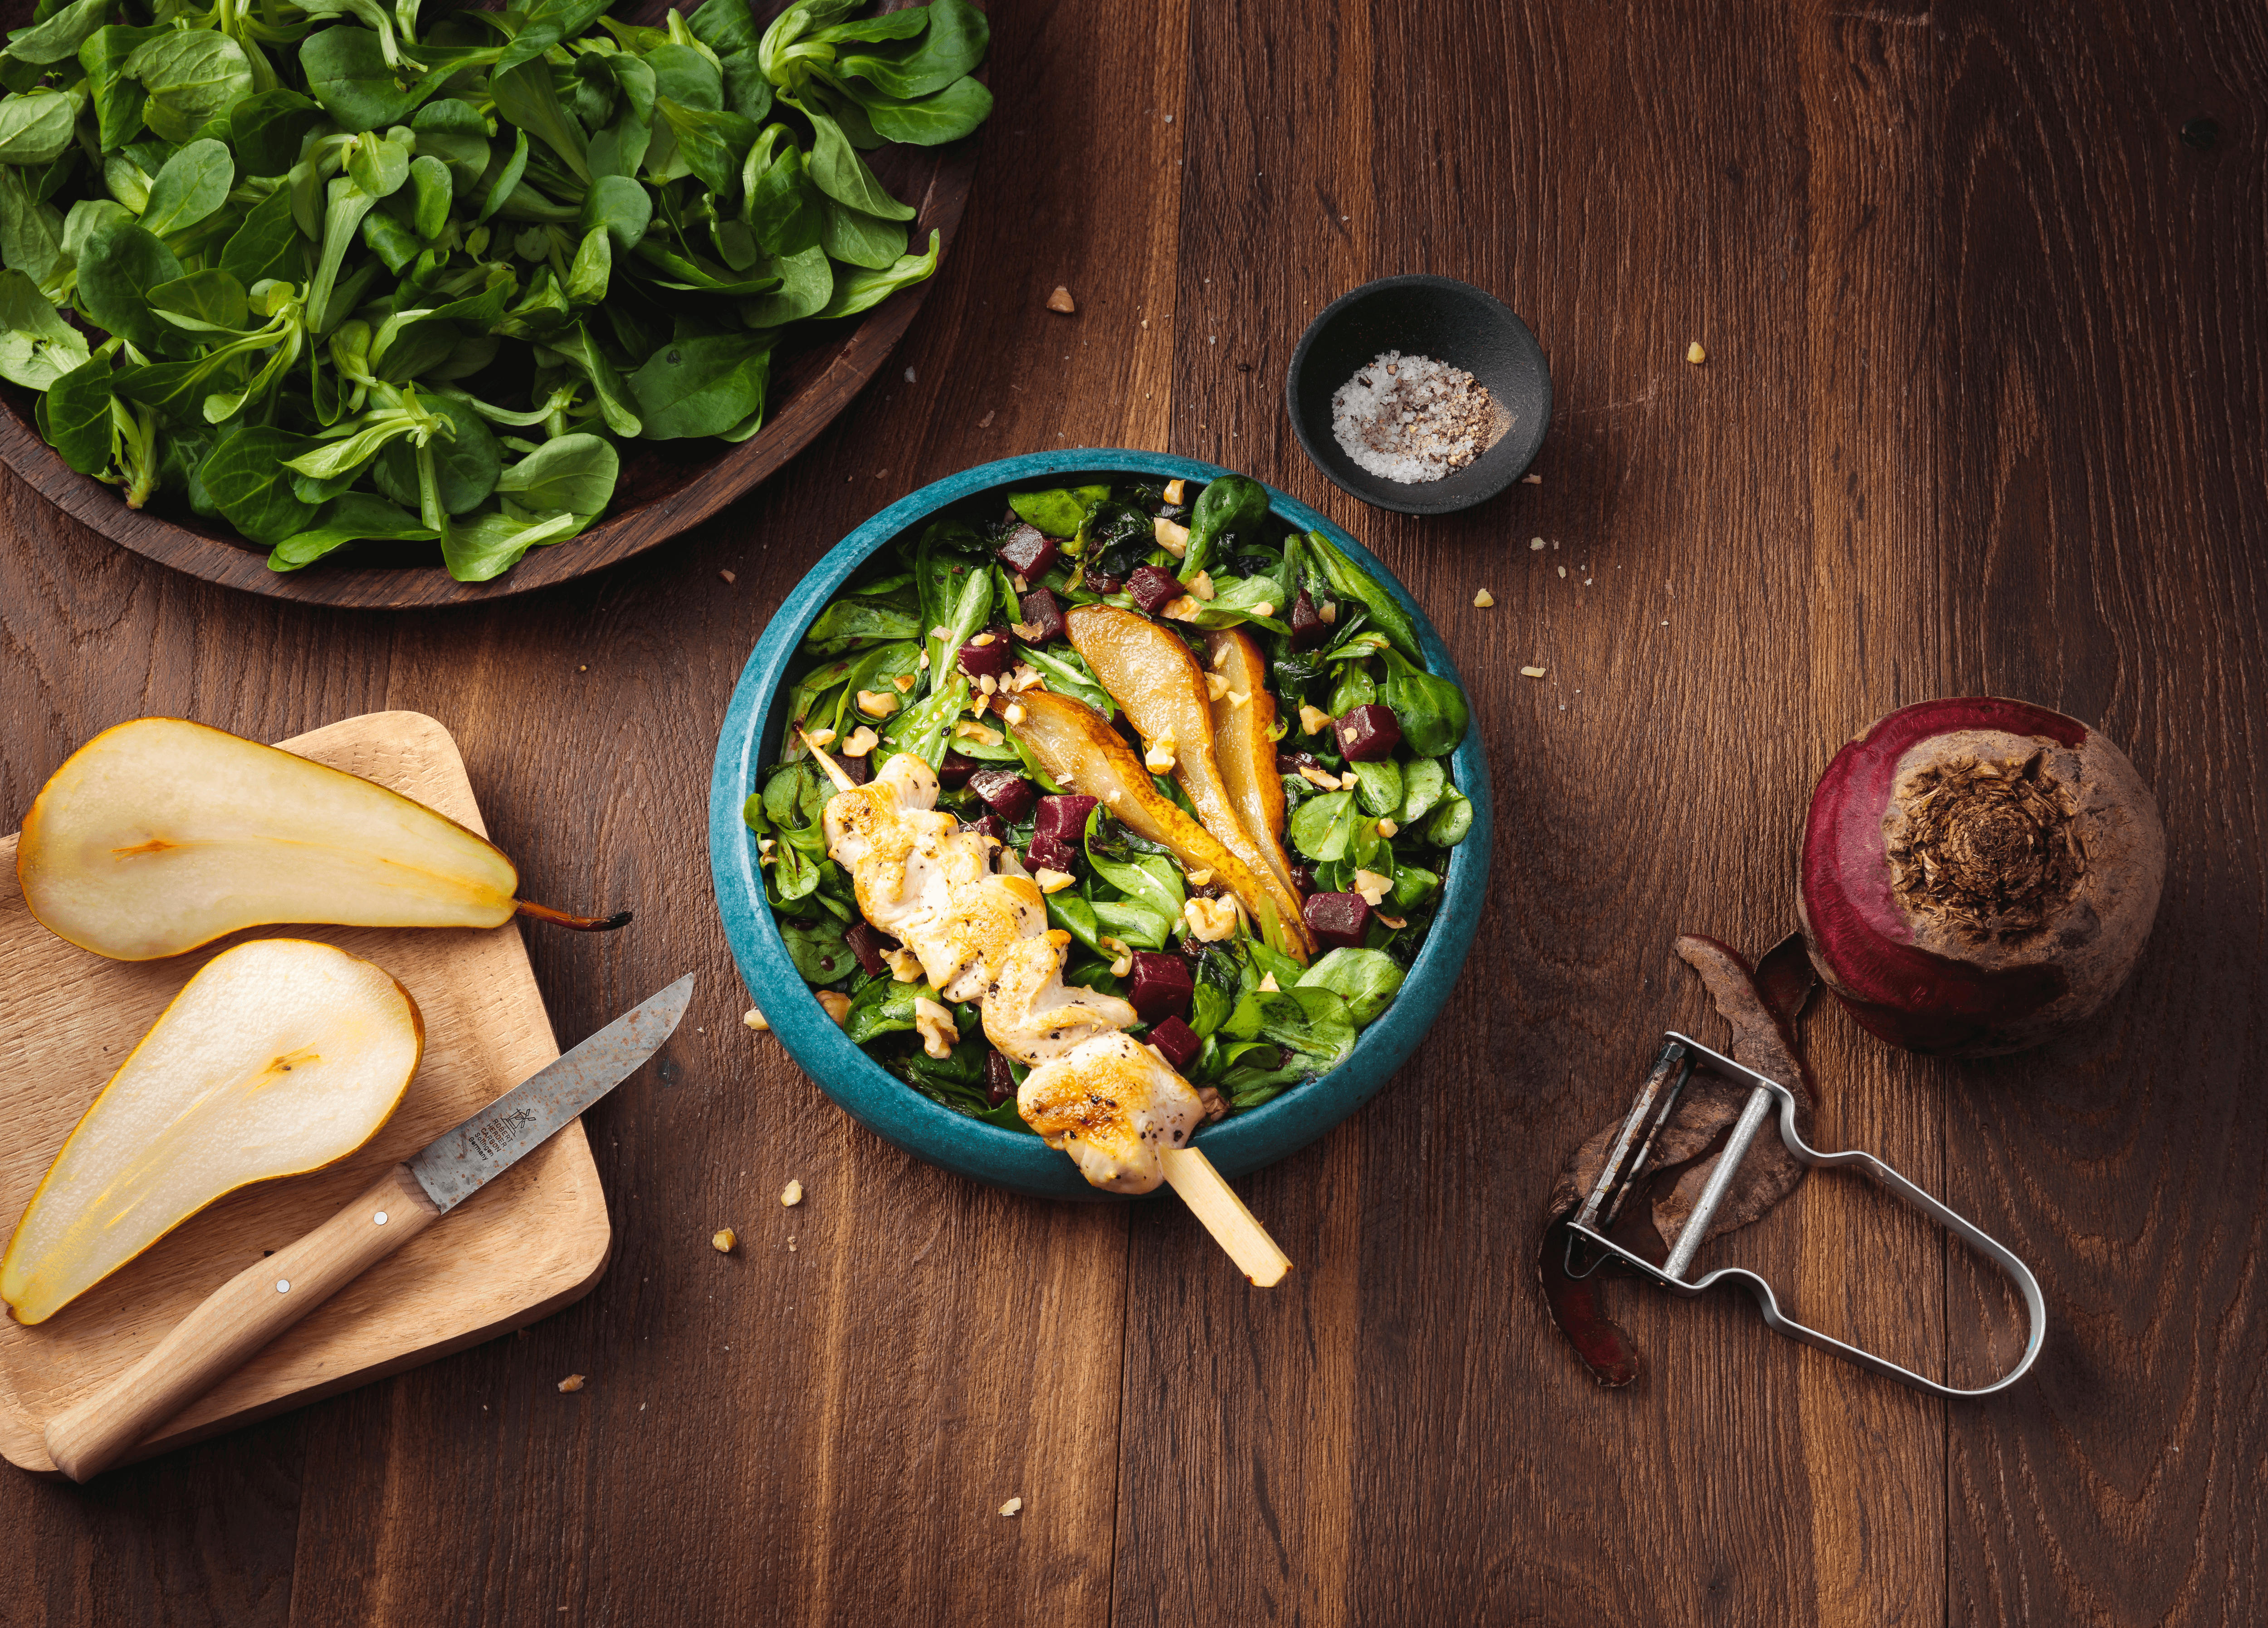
[19,718,520,961]
[1,938,424,1325]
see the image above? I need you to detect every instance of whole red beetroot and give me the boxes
[1798,697,2165,1056]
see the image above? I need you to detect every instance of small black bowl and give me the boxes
[1286,275,1551,516]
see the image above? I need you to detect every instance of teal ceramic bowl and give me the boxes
[708,450,1492,1200]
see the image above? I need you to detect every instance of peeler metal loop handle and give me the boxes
[1567,1032,2047,1400]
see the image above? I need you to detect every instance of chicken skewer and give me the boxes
[803,737,1289,1284]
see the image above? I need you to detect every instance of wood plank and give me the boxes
[1930,2,2268,1622]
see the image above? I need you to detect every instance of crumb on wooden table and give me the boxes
[743,1007,768,1032]
[719,568,736,584]
[558,1374,586,1393]
[712,1228,737,1254]
[781,1180,804,1208]
[1687,341,1707,365]
[1000,1497,1023,1518]
[1046,287,1075,313]
[1521,665,1548,679]
[1472,589,1495,608]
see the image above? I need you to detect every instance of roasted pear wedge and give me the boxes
[1010,689,1309,961]
[0,939,423,1325]
[18,718,628,961]
[1063,606,1310,954]
[1204,628,1303,906]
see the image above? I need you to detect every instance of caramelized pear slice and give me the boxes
[18,718,624,962]
[0,939,423,1325]
[1010,691,1308,962]
[1064,606,1310,953]
[1205,628,1302,904]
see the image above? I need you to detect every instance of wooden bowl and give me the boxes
[0,3,980,609]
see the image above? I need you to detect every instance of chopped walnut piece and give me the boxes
[913,997,960,1059]
[1258,972,1281,993]
[883,946,925,983]
[1354,869,1393,906]
[805,727,837,748]
[1161,594,1202,621]
[1205,670,1232,701]
[1520,665,1548,679]
[1185,867,1214,887]
[782,1180,804,1207]
[1377,913,1407,929]
[979,673,998,695]
[1163,478,1187,504]
[1008,664,1045,692]
[856,688,899,718]
[955,719,1004,745]
[841,725,879,757]
[891,671,918,693]
[970,631,996,647]
[743,1006,769,1031]
[1377,817,1399,838]
[816,990,852,1026]
[1298,703,1334,735]
[1687,340,1707,364]
[1197,1086,1228,1123]
[1000,1497,1025,1517]
[1186,569,1216,600]
[557,1374,586,1393]
[1144,731,1177,773]
[1252,601,1275,617]
[1155,517,1190,557]
[1032,867,1076,894]
[1046,286,1075,313]
[1010,621,1042,641]
[1183,895,1239,941]
[712,1228,738,1253]
[1002,701,1026,726]
[1296,764,1341,791]
[1472,589,1495,608]
[1318,602,1337,623]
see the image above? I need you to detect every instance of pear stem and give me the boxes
[515,900,633,932]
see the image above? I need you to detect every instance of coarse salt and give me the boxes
[1329,351,1505,484]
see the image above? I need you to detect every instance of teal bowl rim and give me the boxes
[707,449,1493,1201]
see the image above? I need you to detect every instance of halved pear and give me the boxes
[1205,628,1303,907]
[1,939,424,1325]
[18,718,624,962]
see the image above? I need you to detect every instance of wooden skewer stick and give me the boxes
[1160,1145,1292,1286]
[801,726,1289,1288]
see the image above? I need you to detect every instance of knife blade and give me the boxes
[43,974,695,1481]
[408,973,695,1211]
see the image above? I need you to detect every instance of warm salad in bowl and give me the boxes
[734,464,1480,1197]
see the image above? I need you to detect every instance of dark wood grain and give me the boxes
[1,0,2264,1623]
[0,0,977,611]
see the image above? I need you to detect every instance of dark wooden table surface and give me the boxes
[4,1,2264,1622]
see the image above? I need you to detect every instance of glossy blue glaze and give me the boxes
[708,450,1492,1201]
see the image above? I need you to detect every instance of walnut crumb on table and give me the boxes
[781,1179,803,1207]
[1046,287,1075,313]
[1000,1497,1023,1518]
[1687,341,1707,365]
[557,1374,585,1393]
[712,1228,737,1254]
[1472,589,1494,608]
[1521,665,1548,679]
[1529,537,1546,551]
[743,1007,768,1032]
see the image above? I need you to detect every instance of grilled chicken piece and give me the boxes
[982,932,1139,1065]
[1018,1032,1204,1193]
[929,874,1049,1002]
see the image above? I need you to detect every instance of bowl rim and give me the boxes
[707,448,1494,1201]
[1285,273,1551,517]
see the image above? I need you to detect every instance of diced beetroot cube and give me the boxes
[1147,1015,1200,1072]
[1288,589,1328,651]
[966,812,1007,846]
[1126,564,1181,614]
[996,522,1057,578]
[1335,702,1402,762]
[984,1047,1017,1106]
[838,752,871,785]
[1287,863,1317,895]
[1084,568,1124,593]
[1126,950,1193,1022]
[845,919,897,977]
[1303,890,1373,951]
[1033,793,1096,845]
[1018,586,1067,642]
[938,751,977,789]
[967,768,1035,821]
[1026,829,1078,874]
[958,630,1012,678]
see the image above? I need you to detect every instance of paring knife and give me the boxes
[43,974,695,1482]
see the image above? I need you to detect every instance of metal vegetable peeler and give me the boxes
[1563,1033,2046,1398]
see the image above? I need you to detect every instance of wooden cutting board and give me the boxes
[0,711,611,1473]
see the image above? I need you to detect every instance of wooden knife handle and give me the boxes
[43,1164,442,1482]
